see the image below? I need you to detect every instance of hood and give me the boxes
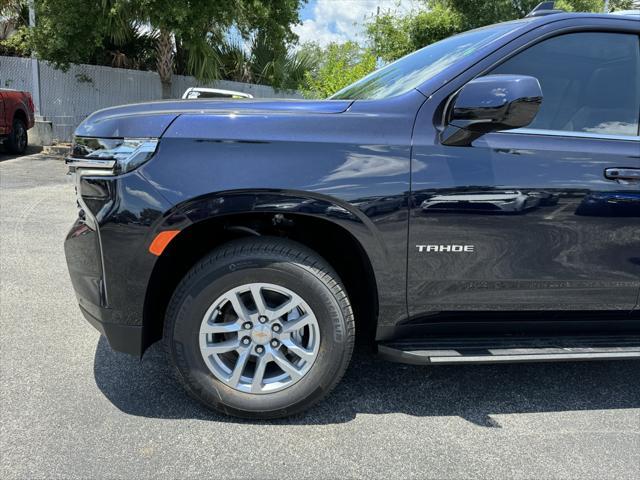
[75,99,354,138]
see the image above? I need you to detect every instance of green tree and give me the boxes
[610,0,636,9]
[437,0,633,27]
[434,1,539,29]
[367,3,462,62]
[20,1,111,64]
[409,5,463,51]
[367,11,413,63]
[556,0,634,11]
[215,33,319,90]
[366,0,634,63]
[130,0,305,96]
[16,0,305,97]
[301,42,376,99]
[0,0,29,56]
[0,0,28,35]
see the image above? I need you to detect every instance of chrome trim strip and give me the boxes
[65,158,116,169]
[499,128,640,142]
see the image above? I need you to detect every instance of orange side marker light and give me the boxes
[149,230,181,256]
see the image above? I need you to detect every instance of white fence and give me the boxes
[0,56,301,141]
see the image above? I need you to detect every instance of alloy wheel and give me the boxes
[198,282,320,394]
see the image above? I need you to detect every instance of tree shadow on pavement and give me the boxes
[93,336,640,426]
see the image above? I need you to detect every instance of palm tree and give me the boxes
[100,2,314,97]
[156,28,174,98]
[215,34,318,90]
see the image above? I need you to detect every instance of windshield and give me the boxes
[330,21,529,100]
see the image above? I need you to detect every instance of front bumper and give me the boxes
[64,169,172,357]
[65,216,145,356]
[79,305,143,356]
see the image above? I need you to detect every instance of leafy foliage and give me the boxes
[3,0,635,95]
[16,0,110,67]
[301,42,376,99]
[437,0,633,27]
[365,0,634,63]
[367,4,463,62]
[434,1,539,29]
[556,0,634,11]
[409,5,463,51]
[214,33,318,90]
[2,0,306,94]
[0,0,29,56]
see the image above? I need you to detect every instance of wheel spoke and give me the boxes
[202,338,239,355]
[251,353,270,393]
[268,297,301,321]
[200,321,241,335]
[281,313,312,334]
[272,349,303,379]
[281,338,315,362]
[250,285,267,316]
[227,291,252,322]
[228,348,251,388]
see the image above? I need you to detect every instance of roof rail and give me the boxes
[526,1,565,17]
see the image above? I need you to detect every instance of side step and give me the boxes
[377,334,640,365]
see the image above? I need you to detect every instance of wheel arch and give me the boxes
[142,190,385,353]
[13,107,27,125]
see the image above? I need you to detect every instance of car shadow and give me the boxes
[0,145,43,161]
[93,336,640,426]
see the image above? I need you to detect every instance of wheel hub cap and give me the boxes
[250,324,272,345]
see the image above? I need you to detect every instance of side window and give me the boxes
[491,32,640,137]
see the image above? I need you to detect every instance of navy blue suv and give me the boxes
[65,11,640,418]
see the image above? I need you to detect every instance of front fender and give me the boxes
[147,189,407,327]
[138,93,422,328]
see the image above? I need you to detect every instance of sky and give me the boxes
[293,0,425,46]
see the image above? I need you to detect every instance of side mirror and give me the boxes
[441,74,542,147]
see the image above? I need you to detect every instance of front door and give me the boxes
[408,30,640,318]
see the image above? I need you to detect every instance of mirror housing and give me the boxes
[442,74,543,146]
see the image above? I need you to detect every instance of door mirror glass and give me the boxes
[442,74,542,146]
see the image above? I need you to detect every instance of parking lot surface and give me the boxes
[1,153,639,479]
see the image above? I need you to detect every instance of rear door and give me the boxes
[408,29,640,317]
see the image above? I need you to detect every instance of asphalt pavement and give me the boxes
[1,153,639,479]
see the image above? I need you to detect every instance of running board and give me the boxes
[377,334,640,365]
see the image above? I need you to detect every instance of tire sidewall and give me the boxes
[168,254,350,416]
[9,118,27,154]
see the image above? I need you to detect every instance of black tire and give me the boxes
[163,237,355,419]
[6,117,28,154]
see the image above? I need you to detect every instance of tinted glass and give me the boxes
[188,92,234,99]
[491,32,640,136]
[330,21,529,100]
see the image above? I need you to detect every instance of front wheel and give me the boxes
[163,237,355,418]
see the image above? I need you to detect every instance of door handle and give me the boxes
[604,168,640,182]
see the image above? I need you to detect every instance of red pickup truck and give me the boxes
[0,89,35,154]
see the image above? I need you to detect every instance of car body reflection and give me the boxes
[576,192,640,217]
[252,194,407,219]
[254,197,356,220]
[420,190,540,213]
[352,196,404,216]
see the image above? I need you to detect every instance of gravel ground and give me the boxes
[1,153,639,479]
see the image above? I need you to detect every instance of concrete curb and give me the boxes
[42,144,71,157]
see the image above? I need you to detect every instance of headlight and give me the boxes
[67,137,159,175]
